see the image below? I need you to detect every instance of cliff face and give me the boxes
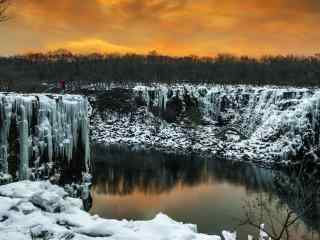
[0,93,90,181]
[91,84,320,164]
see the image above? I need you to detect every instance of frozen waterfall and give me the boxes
[132,84,320,161]
[0,93,90,180]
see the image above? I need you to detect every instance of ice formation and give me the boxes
[134,85,320,159]
[0,180,240,240]
[91,84,320,163]
[0,93,90,180]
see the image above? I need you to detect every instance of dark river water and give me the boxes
[90,144,320,239]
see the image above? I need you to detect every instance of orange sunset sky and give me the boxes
[0,0,319,56]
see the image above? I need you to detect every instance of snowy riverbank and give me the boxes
[0,180,246,240]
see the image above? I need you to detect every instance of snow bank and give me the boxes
[0,180,234,240]
[0,93,90,180]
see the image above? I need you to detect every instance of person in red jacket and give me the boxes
[59,80,66,90]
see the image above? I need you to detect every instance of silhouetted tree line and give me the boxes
[0,49,320,92]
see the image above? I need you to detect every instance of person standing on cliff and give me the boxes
[59,79,66,92]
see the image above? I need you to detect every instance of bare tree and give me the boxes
[0,0,9,22]
[239,194,312,240]
[237,165,320,240]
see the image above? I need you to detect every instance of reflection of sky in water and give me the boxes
[91,182,250,235]
[90,144,320,239]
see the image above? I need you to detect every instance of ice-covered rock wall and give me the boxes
[132,84,320,161]
[0,93,90,180]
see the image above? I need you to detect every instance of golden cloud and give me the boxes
[46,38,142,54]
[1,0,320,56]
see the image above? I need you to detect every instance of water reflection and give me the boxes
[91,144,320,239]
[92,144,274,195]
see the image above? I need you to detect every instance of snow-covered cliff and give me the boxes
[91,84,320,164]
[0,93,90,181]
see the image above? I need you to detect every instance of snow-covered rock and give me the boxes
[90,84,320,164]
[0,180,235,240]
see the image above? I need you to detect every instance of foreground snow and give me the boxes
[0,181,239,240]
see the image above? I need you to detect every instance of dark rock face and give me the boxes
[133,89,202,125]
[183,92,202,125]
[93,88,201,125]
[95,88,138,114]
[161,96,183,123]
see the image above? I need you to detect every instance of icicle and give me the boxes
[19,104,29,180]
[0,93,91,178]
[159,86,168,111]
[0,146,8,174]
[81,117,90,171]
[0,96,12,173]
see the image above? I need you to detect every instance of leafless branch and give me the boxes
[238,173,318,240]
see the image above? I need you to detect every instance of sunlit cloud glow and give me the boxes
[1,0,319,56]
